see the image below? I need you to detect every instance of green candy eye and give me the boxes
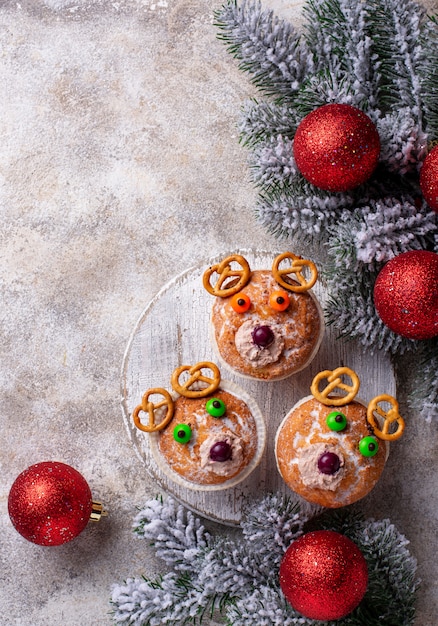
[173,424,192,444]
[359,436,379,457]
[205,398,226,418]
[326,411,348,431]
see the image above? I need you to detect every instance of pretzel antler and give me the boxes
[310,367,360,406]
[132,388,174,432]
[272,252,318,293]
[203,254,251,297]
[171,361,221,398]
[367,394,405,441]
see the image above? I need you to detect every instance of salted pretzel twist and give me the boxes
[171,361,221,398]
[132,388,174,432]
[367,394,405,441]
[272,252,318,293]
[203,254,251,297]
[310,366,360,406]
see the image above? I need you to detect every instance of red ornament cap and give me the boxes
[279,530,368,620]
[293,103,380,192]
[420,144,438,212]
[8,461,94,546]
[373,250,438,340]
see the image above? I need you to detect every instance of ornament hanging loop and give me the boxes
[90,501,108,522]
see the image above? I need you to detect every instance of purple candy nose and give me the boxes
[317,451,341,475]
[252,325,274,348]
[209,441,232,462]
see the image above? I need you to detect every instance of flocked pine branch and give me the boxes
[214,0,436,241]
[240,491,319,553]
[216,0,438,414]
[111,494,419,626]
[111,571,207,626]
[214,0,314,99]
[366,0,426,116]
[133,497,212,573]
[324,264,415,355]
[418,15,438,139]
[326,198,437,270]
[301,0,379,112]
[215,0,435,218]
[408,338,438,421]
[315,509,419,625]
[256,184,355,238]
[355,520,419,624]
[323,197,437,354]
[239,100,301,148]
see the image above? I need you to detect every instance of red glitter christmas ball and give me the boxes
[8,461,93,546]
[279,530,368,621]
[373,250,438,340]
[420,144,438,212]
[293,103,380,192]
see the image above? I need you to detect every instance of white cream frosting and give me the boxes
[234,319,284,368]
[297,442,345,491]
[199,429,243,476]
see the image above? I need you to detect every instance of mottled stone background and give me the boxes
[0,1,436,624]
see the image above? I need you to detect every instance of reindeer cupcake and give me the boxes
[132,361,266,490]
[275,367,405,508]
[202,252,324,381]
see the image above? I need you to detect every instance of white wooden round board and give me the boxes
[121,250,396,526]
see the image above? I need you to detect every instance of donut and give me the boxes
[204,253,324,381]
[158,389,259,486]
[275,396,389,508]
[132,361,266,490]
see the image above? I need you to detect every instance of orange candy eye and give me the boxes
[269,290,290,311]
[230,292,251,313]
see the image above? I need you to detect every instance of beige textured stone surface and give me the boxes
[0,1,437,625]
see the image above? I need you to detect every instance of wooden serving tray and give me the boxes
[121,250,395,525]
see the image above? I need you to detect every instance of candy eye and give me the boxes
[269,290,290,311]
[173,424,192,444]
[230,292,251,313]
[205,397,226,417]
[359,436,379,457]
[326,411,348,431]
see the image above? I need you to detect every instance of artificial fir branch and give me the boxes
[240,491,319,552]
[215,0,437,234]
[133,497,212,573]
[366,0,426,117]
[315,509,419,625]
[407,337,438,420]
[111,495,419,626]
[256,183,354,239]
[301,0,378,112]
[214,0,313,100]
[111,572,208,626]
[215,0,435,220]
[326,198,437,270]
[239,100,300,148]
[419,15,438,138]
[216,0,438,415]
